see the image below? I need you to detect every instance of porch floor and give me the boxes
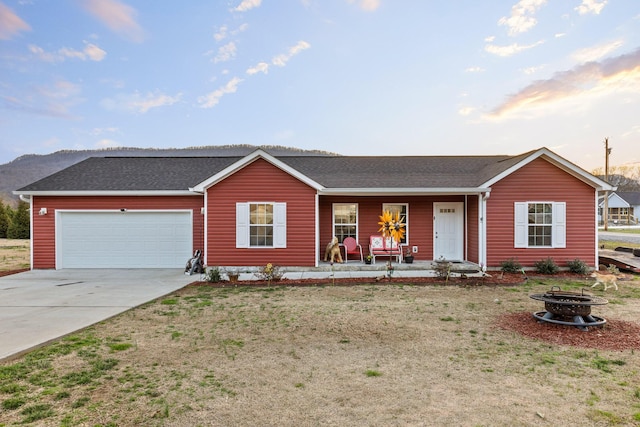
[216,260,484,281]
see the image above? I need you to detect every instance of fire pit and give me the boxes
[529,286,608,331]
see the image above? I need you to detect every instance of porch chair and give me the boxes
[341,237,363,263]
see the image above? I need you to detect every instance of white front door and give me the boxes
[433,202,463,261]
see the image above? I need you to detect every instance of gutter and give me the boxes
[318,187,492,196]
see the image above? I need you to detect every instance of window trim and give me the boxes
[514,201,565,249]
[382,203,409,244]
[332,203,358,243]
[236,202,286,249]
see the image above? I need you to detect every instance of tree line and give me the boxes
[593,165,640,192]
[0,200,30,239]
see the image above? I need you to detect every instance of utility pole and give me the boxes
[603,137,611,231]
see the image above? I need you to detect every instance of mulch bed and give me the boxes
[496,312,640,351]
[188,272,532,288]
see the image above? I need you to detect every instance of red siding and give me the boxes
[31,195,204,269]
[486,158,597,268]
[319,195,472,262]
[466,196,479,264]
[206,159,317,267]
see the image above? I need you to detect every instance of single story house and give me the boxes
[598,191,640,225]
[14,147,613,270]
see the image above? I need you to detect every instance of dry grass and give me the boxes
[1,279,640,426]
[0,239,29,272]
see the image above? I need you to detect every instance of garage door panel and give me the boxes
[58,211,192,268]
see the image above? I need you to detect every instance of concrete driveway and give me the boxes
[0,269,194,361]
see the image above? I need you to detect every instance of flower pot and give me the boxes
[365,258,372,265]
[404,255,414,264]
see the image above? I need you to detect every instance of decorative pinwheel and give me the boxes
[378,210,405,278]
[378,210,405,243]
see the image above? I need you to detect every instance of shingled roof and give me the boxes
[16,157,241,192]
[15,148,606,194]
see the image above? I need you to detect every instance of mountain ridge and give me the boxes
[1,145,337,206]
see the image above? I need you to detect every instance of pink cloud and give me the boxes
[0,2,31,40]
[81,0,144,42]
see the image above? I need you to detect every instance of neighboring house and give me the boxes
[14,147,613,270]
[598,191,640,225]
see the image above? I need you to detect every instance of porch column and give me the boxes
[479,192,488,269]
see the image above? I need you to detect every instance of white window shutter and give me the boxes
[236,203,249,248]
[273,202,287,248]
[514,202,527,248]
[553,202,566,248]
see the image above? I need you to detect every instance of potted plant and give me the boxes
[404,249,414,264]
[365,254,373,264]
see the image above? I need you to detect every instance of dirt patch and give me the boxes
[0,238,30,272]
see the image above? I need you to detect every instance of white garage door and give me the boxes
[57,211,192,268]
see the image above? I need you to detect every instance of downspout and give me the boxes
[19,195,34,270]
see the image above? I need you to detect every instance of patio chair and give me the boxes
[341,237,363,263]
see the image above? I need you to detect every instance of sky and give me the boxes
[0,0,639,173]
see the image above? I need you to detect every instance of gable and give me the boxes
[191,149,324,193]
[209,158,318,195]
[491,157,595,196]
[599,192,630,208]
[480,147,613,191]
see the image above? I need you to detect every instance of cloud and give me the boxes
[2,79,82,118]
[213,25,228,42]
[488,48,640,119]
[198,77,243,108]
[346,0,381,12]
[0,2,30,39]
[522,65,544,74]
[213,23,248,42]
[572,39,623,63]
[203,41,310,107]
[29,42,107,62]
[213,42,237,63]
[498,0,547,36]
[234,0,261,12]
[246,62,269,75]
[272,40,311,67]
[80,0,144,42]
[89,127,119,136]
[465,66,484,73]
[484,40,543,57]
[458,106,476,116]
[575,0,607,15]
[101,91,182,113]
[95,138,121,148]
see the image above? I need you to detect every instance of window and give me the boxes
[527,203,551,246]
[333,203,357,243]
[236,202,286,248]
[250,203,273,246]
[383,203,408,244]
[514,202,565,248]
